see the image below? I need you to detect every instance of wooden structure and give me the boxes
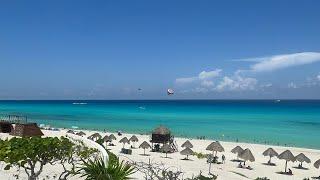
[151,126,171,144]
[10,123,44,137]
[0,122,13,133]
[0,114,27,124]
[0,114,43,137]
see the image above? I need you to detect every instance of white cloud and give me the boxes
[317,74,320,81]
[201,80,214,87]
[288,82,298,89]
[198,69,222,80]
[215,75,257,91]
[249,52,320,72]
[175,69,222,86]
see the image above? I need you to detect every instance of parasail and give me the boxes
[167,88,174,95]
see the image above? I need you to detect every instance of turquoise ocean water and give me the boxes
[0,100,319,149]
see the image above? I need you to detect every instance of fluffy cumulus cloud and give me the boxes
[198,70,222,80]
[240,52,320,72]
[175,52,320,95]
[176,69,222,87]
[201,80,214,87]
[215,75,257,91]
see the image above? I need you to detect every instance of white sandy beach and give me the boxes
[1,129,320,180]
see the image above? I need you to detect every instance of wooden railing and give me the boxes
[0,114,28,124]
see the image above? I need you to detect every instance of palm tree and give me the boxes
[80,158,135,180]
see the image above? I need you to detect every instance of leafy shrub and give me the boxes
[80,158,135,180]
[192,152,208,159]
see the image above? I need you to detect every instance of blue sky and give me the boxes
[0,0,320,99]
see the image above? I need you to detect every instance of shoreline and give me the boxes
[58,126,320,151]
[1,128,320,179]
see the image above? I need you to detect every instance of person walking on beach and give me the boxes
[222,154,226,164]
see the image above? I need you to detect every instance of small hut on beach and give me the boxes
[151,126,171,144]
[0,114,43,137]
[10,123,44,137]
[0,122,13,133]
[150,126,177,152]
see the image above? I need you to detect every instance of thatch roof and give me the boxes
[160,144,173,153]
[76,131,86,136]
[314,159,320,169]
[206,141,224,152]
[103,135,109,142]
[67,130,75,134]
[139,141,151,149]
[119,137,130,144]
[231,146,243,155]
[152,126,170,135]
[180,147,194,156]
[181,140,193,149]
[278,150,295,162]
[263,148,278,157]
[129,135,139,142]
[108,134,117,141]
[239,148,255,162]
[295,153,311,163]
[90,133,102,139]
[10,123,43,137]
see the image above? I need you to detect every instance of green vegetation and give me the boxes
[192,152,208,159]
[0,137,74,180]
[0,136,98,180]
[80,158,135,180]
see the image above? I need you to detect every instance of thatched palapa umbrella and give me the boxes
[181,140,193,149]
[263,148,278,164]
[76,131,86,136]
[103,135,109,142]
[108,134,117,141]
[231,146,243,160]
[119,137,130,148]
[206,141,224,157]
[161,144,173,158]
[180,148,194,160]
[314,159,320,169]
[89,133,102,141]
[129,135,139,148]
[239,148,255,166]
[278,150,295,173]
[295,153,311,168]
[139,141,151,155]
[67,130,75,134]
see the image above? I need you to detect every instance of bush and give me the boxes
[80,158,135,180]
[192,152,208,159]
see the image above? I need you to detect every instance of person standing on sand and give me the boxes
[222,154,226,164]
